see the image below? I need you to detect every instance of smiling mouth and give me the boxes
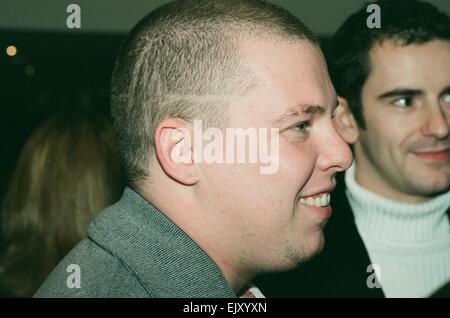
[298,193,330,207]
[411,148,450,162]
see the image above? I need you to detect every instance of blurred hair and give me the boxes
[0,110,124,297]
[328,0,450,128]
[110,0,317,186]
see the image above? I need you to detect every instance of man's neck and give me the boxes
[136,182,251,295]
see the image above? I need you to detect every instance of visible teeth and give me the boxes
[314,197,321,206]
[299,193,330,207]
[321,194,327,206]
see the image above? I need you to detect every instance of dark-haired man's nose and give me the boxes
[421,105,449,140]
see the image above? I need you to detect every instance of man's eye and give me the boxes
[441,93,450,104]
[293,121,310,133]
[392,96,413,108]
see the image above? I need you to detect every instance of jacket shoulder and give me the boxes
[34,239,150,298]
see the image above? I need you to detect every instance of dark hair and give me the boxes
[0,110,124,297]
[328,0,450,128]
[110,0,317,186]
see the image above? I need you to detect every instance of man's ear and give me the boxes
[154,118,199,185]
[333,96,359,144]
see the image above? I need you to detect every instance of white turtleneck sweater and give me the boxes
[345,163,450,298]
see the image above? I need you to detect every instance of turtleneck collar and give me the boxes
[345,162,450,244]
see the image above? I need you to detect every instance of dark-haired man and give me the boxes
[258,0,450,298]
[34,0,351,298]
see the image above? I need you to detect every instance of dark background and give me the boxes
[0,31,125,199]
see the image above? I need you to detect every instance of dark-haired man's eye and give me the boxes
[392,96,413,108]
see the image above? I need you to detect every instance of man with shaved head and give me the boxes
[35,0,351,297]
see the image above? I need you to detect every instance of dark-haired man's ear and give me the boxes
[154,118,199,185]
[333,96,359,145]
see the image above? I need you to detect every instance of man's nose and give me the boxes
[421,105,449,140]
[317,126,353,173]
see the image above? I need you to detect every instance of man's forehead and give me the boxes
[366,40,450,91]
[369,39,450,67]
[239,40,329,88]
[228,38,335,124]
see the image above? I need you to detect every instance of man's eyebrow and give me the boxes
[377,88,423,100]
[274,104,325,124]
